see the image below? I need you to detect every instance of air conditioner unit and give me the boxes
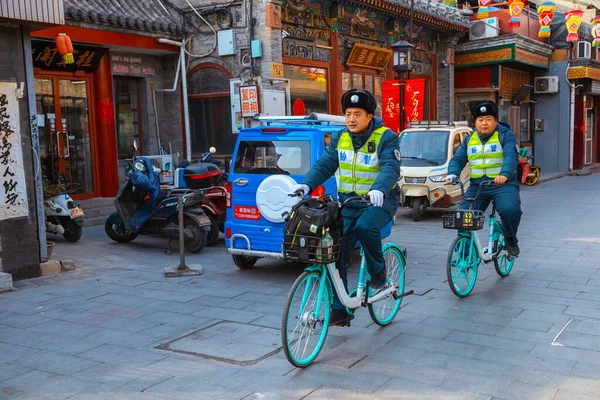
[576,41,591,59]
[534,76,559,94]
[469,17,499,41]
[593,46,600,62]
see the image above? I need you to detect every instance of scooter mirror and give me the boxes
[132,139,138,153]
[56,172,66,184]
[209,147,216,154]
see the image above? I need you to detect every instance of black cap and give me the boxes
[471,100,498,120]
[342,89,377,114]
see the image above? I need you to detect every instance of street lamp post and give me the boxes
[391,40,414,132]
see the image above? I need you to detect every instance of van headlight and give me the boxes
[429,174,447,182]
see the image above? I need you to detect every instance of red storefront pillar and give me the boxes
[94,52,119,197]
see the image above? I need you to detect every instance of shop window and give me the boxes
[284,65,328,114]
[520,105,531,143]
[114,78,141,159]
[188,66,234,155]
[455,93,494,123]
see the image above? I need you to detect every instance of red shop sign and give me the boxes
[382,79,426,134]
[234,206,261,220]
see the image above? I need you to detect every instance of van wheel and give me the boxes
[412,198,424,222]
[233,255,257,270]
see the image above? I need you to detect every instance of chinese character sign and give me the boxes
[537,2,556,38]
[0,82,29,220]
[508,0,524,28]
[382,79,426,134]
[239,85,260,117]
[564,10,583,42]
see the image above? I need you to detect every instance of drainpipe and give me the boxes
[569,84,574,171]
[157,38,191,162]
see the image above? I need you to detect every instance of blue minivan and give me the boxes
[225,114,393,269]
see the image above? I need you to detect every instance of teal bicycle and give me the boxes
[443,180,516,298]
[281,194,412,368]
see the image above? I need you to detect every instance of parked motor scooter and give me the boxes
[105,142,212,253]
[176,147,228,246]
[45,173,85,242]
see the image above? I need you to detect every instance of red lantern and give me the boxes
[564,10,583,42]
[592,16,600,47]
[55,33,74,64]
[537,2,556,38]
[477,0,492,19]
[508,0,524,28]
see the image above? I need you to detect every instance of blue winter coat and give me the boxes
[302,116,401,218]
[448,122,519,186]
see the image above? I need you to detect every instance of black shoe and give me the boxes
[329,308,354,326]
[505,238,520,257]
[370,266,387,289]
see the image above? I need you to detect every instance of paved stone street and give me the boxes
[1,175,600,399]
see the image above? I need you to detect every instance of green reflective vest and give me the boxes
[337,127,387,194]
[467,131,504,179]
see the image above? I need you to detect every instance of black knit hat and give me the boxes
[471,100,498,120]
[342,89,377,114]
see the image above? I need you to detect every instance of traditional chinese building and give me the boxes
[30,0,185,200]
[281,0,470,120]
[184,0,470,157]
[0,1,65,278]
[453,8,554,168]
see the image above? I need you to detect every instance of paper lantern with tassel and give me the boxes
[477,0,492,19]
[537,2,556,38]
[592,16,600,47]
[55,33,74,64]
[508,0,524,28]
[564,10,583,42]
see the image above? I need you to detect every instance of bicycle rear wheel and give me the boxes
[368,245,406,326]
[524,165,541,186]
[493,226,515,277]
[281,270,331,368]
[447,235,478,298]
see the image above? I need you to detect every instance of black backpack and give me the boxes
[282,197,343,262]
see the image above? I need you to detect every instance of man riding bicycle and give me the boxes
[293,89,401,326]
[446,100,522,257]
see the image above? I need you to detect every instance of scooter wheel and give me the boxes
[105,212,138,243]
[184,219,207,253]
[63,219,83,242]
[206,215,220,247]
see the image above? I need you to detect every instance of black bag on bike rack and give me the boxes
[282,198,343,262]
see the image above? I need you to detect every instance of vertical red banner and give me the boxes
[382,79,426,133]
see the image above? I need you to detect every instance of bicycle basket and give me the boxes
[443,210,485,230]
[282,235,343,264]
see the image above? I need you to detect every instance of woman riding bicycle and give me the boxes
[293,89,401,326]
[446,100,522,257]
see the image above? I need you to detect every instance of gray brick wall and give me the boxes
[436,36,459,121]
[0,26,41,278]
[187,0,282,81]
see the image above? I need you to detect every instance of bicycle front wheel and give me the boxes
[281,271,331,368]
[368,245,406,326]
[447,235,478,298]
[493,226,515,277]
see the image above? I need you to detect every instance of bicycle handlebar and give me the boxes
[444,179,497,204]
[288,192,372,207]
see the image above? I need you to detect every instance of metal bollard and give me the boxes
[164,194,203,277]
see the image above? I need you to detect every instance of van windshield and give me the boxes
[399,130,450,166]
[233,140,310,175]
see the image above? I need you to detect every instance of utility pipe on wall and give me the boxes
[157,38,192,162]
